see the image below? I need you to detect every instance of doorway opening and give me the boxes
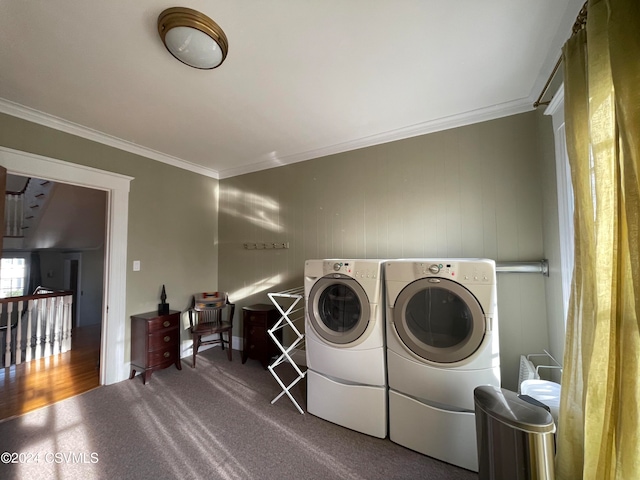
[1,146,132,389]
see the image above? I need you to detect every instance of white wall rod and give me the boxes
[496,259,549,276]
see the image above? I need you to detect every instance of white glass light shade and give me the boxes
[158,7,228,70]
[164,26,223,69]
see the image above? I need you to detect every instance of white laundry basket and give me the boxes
[521,379,561,424]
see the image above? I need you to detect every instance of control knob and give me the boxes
[428,264,440,274]
[333,263,342,271]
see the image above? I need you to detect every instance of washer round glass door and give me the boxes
[307,274,371,344]
[393,278,485,363]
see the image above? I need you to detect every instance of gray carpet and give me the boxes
[0,347,478,480]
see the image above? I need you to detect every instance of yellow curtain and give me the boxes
[557,0,640,478]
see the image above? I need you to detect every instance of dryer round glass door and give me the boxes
[392,278,485,363]
[307,274,371,344]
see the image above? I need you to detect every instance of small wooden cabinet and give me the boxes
[242,304,281,369]
[129,310,182,384]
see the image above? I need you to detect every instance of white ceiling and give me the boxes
[0,1,584,179]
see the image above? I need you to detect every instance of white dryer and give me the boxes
[304,259,387,438]
[385,259,500,471]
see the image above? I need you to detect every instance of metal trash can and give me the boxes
[474,385,556,480]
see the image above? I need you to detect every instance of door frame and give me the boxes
[0,146,132,385]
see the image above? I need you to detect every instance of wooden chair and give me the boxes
[188,292,236,367]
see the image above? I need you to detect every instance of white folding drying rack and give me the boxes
[267,286,306,414]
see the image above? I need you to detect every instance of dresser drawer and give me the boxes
[148,330,180,351]
[148,314,180,332]
[247,325,267,341]
[148,347,180,367]
[246,313,269,327]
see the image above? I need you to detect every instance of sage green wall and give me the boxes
[0,112,219,357]
[0,109,567,390]
[219,111,551,390]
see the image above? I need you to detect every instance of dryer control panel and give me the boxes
[413,261,495,284]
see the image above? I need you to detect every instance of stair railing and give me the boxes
[0,287,73,368]
[4,179,29,237]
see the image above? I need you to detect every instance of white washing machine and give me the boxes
[385,259,500,471]
[304,259,387,438]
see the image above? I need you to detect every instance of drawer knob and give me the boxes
[163,320,170,327]
[164,335,171,342]
[164,351,170,358]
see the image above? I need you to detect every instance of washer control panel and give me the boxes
[322,260,378,279]
[327,261,352,274]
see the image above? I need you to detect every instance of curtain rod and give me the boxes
[533,57,562,108]
[533,2,588,108]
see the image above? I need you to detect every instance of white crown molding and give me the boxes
[0,99,220,179]
[1,96,534,181]
[218,96,534,178]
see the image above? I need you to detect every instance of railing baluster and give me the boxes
[18,195,24,233]
[63,295,72,352]
[10,195,15,236]
[13,195,19,236]
[5,195,13,236]
[52,299,57,355]
[25,300,33,363]
[4,190,26,236]
[5,195,10,236]
[35,298,44,360]
[53,296,63,354]
[43,297,52,358]
[15,300,23,365]
[3,303,10,367]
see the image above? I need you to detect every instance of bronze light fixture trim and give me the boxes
[158,7,229,69]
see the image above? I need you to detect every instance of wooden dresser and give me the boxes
[242,304,281,369]
[129,310,182,384]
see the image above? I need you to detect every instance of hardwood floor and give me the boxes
[0,324,101,422]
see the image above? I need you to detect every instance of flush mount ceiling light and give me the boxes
[157,7,228,69]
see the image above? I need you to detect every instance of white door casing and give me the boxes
[0,146,132,384]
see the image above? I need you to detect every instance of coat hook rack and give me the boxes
[244,242,290,250]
